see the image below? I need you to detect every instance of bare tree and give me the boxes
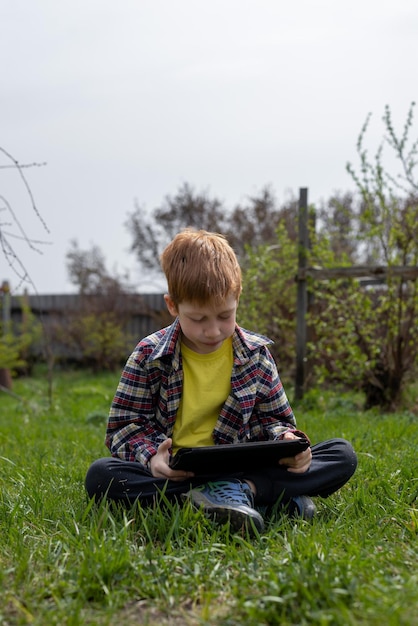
[66,239,132,297]
[126,182,226,271]
[0,146,49,389]
[0,146,50,291]
[63,240,148,371]
[316,192,359,263]
[126,182,298,273]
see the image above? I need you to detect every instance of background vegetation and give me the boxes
[68,103,418,409]
[2,104,418,410]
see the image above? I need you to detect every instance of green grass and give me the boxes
[0,368,417,625]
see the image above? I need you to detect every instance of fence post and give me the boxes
[295,188,308,401]
[0,280,12,390]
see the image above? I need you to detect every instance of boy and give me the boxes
[85,229,357,532]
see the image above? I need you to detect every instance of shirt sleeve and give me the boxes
[250,346,308,441]
[105,349,167,467]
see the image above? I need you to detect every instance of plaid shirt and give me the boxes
[106,318,300,467]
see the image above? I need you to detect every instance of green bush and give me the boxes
[0,299,42,375]
[239,222,297,380]
[63,311,131,372]
[239,103,418,409]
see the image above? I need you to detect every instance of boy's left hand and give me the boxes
[278,431,312,473]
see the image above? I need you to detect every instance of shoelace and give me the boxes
[206,481,253,506]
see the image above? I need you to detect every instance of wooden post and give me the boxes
[0,280,12,390]
[295,189,308,401]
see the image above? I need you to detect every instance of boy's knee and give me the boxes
[85,457,113,500]
[333,438,358,477]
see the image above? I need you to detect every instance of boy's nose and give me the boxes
[204,323,221,338]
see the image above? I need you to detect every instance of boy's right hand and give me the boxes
[279,431,312,473]
[149,438,195,481]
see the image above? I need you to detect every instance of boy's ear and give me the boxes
[164,294,178,317]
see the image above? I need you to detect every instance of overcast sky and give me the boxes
[1,0,417,294]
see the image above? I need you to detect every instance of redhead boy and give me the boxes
[85,229,357,532]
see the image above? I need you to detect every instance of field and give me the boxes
[0,368,417,625]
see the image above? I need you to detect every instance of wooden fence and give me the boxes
[5,292,168,360]
[295,188,418,400]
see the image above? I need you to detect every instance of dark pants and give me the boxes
[85,438,357,507]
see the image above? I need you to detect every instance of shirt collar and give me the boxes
[232,325,273,364]
[148,318,272,367]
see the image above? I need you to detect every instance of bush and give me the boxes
[239,222,297,381]
[67,312,130,372]
[0,298,42,376]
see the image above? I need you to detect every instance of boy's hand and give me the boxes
[278,431,312,473]
[149,438,195,481]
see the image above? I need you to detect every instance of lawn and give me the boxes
[0,367,417,625]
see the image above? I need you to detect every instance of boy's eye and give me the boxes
[187,312,234,322]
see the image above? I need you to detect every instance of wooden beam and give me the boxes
[297,265,418,281]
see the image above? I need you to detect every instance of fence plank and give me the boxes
[297,265,418,281]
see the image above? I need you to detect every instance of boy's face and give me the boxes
[164,293,238,354]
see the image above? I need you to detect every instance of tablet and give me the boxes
[169,439,310,474]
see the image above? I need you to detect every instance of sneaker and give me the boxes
[288,495,316,521]
[183,480,264,533]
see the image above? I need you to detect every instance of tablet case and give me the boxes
[169,439,310,474]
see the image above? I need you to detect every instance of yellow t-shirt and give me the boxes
[172,337,233,453]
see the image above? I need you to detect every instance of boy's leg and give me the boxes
[85,457,231,505]
[85,457,195,505]
[244,438,357,506]
[85,458,265,532]
[85,438,356,525]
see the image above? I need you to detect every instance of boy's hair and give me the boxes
[160,228,242,305]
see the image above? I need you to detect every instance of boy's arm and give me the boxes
[105,352,169,468]
[258,399,309,443]
[106,411,164,468]
[252,347,309,442]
